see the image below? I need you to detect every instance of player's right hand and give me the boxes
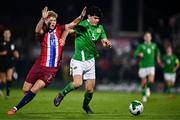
[60,39,65,47]
[138,53,144,58]
[173,67,177,72]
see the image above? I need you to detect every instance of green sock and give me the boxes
[167,85,171,94]
[83,92,93,107]
[60,82,75,96]
[146,81,151,89]
[142,86,146,96]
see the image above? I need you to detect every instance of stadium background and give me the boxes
[0,0,180,92]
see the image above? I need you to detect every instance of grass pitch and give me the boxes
[0,89,180,120]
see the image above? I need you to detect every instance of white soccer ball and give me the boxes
[129,100,144,115]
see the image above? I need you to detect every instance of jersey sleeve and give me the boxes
[73,21,87,34]
[100,26,107,40]
[134,45,142,57]
[175,56,179,64]
[60,24,65,32]
[35,24,47,41]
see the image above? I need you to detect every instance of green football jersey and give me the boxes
[161,54,179,73]
[72,19,107,61]
[134,42,160,68]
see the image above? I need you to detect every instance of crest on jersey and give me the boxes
[97,28,101,33]
[11,44,15,50]
[152,46,155,49]
[167,59,171,64]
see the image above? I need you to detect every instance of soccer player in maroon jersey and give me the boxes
[7,6,86,115]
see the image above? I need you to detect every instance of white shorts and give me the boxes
[70,58,95,80]
[164,73,176,83]
[138,67,155,78]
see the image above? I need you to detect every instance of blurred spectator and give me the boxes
[156,19,167,40]
[168,16,178,40]
[0,29,19,98]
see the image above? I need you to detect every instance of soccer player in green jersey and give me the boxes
[134,32,161,102]
[160,45,179,94]
[54,6,112,114]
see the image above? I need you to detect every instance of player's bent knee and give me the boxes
[141,80,146,86]
[148,79,154,84]
[23,88,30,95]
[30,80,46,93]
[22,87,30,93]
[73,81,83,88]
[6,77,13,81]
[150,81,154,84]
[23,90,29,95]
[31,87,42,93]
[86,88,94,93]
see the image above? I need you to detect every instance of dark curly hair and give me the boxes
[87,6,103,18]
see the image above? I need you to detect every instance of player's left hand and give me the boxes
[13,50,19,59]
[103,39,112,48]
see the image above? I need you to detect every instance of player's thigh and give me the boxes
[138,68,147,85]
[23,81,33,92]
[148,74,155,83]
[141,77,147,86]
[0,72,6,82]
[165,74,176,86]
[6,68,14,80]
[70,59,83,76]
[73,75,83,87]
[138,68,147,78]
[31,79,46,93]
[85,79,95,93]
[70,59,83,87]
[165,80,172,86]
[83,58,95,80]
[170,74,176,85]
[164,73,171,82]
[147,67,155,83]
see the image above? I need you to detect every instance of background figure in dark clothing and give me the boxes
[0,29,19,98]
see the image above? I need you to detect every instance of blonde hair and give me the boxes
[48,10,58,18]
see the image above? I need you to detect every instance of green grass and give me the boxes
[0,89,180,120]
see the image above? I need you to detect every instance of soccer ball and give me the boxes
[129,100,144,115]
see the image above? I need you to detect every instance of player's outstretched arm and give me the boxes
[35,6,49,34]
[157,57,164,68]
[0,51,7,55]
[134,46,144,59]
[101,39,112,48]
[66,6,86,29]
[60,29,74,46]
